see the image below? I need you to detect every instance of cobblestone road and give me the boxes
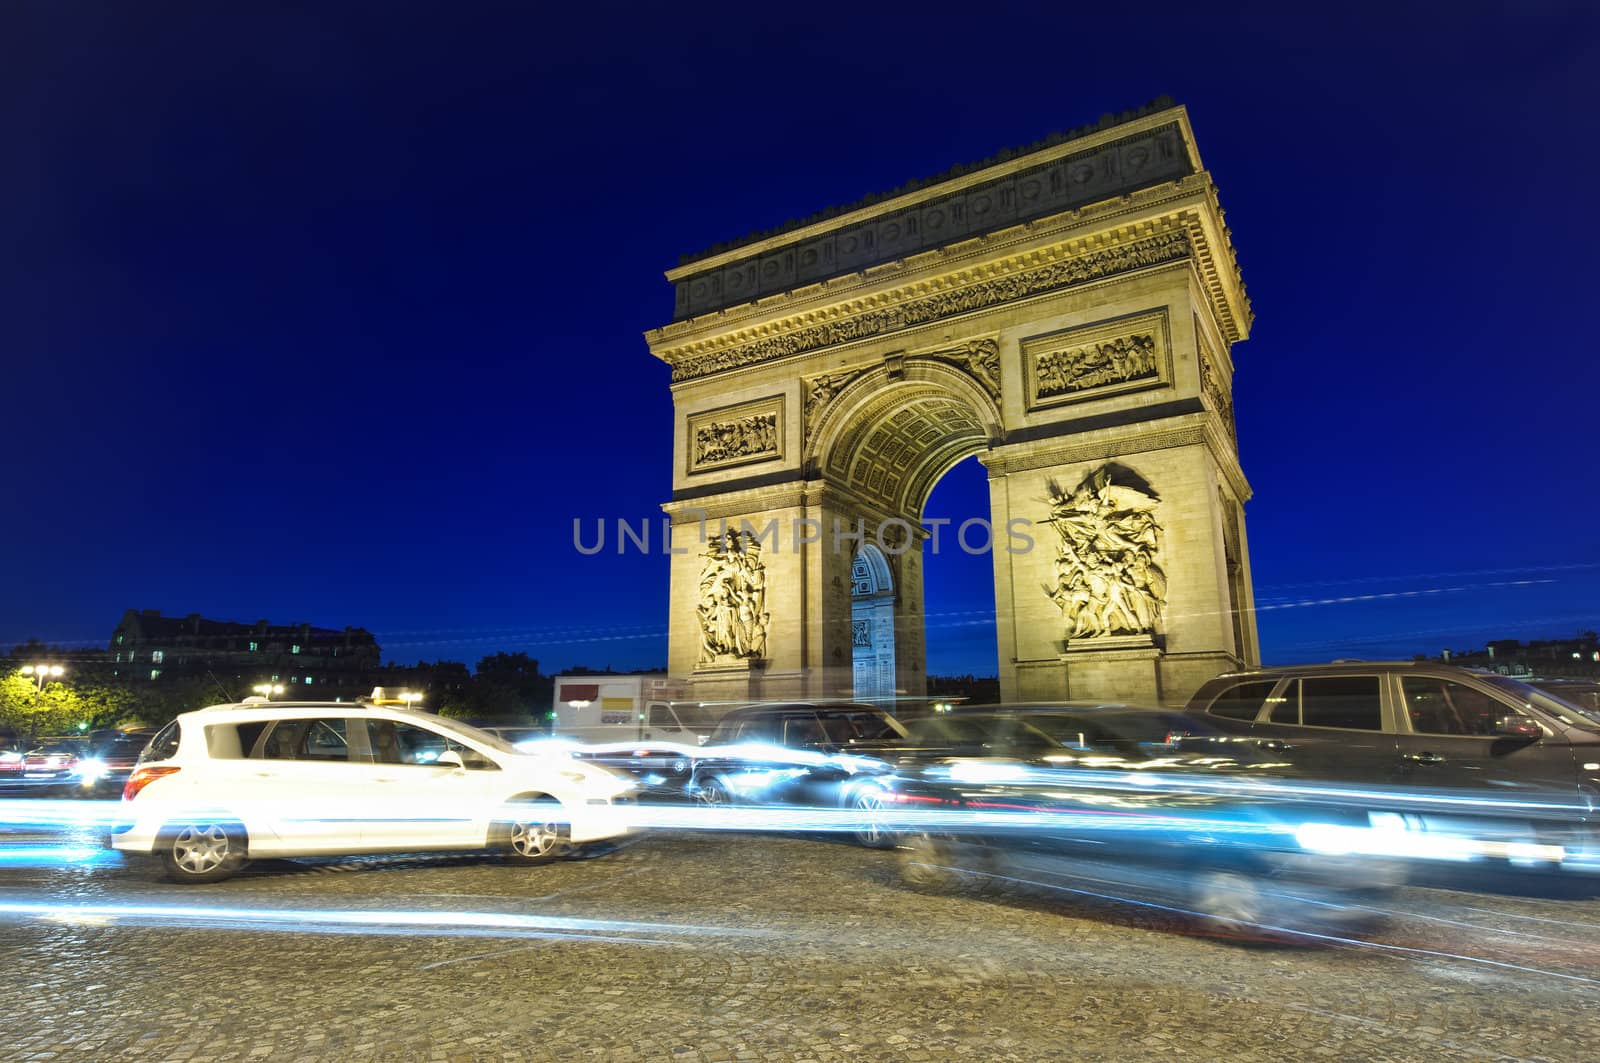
[3,824,1600,1061]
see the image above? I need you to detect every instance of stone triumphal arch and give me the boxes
[646,99,1258,706]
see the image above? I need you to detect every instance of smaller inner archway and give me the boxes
[850,544,897,701]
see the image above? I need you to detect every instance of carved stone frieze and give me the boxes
[1023,309,1171,410]
[1197,341,1237,444]
[669,230,1191,383]
[686,396,784,474]
[697,530,770,665]
[1044,465,1167,640]
[919,339,1001,399]
[803,369,866,444]
[1037,334,1157,398]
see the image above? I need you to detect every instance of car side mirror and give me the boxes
[1494,716,1542,740]
[434,750,465,769]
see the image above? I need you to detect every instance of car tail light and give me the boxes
[122,765,180,801]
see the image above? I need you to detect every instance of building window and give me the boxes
[114,652,122,663]
[152,650,164,664]
[291,644,301,655]
[116,635,124,645]
[149,669,161,680]
[305,676,314,685]
[271,674,280,682]
[249,641,259,652]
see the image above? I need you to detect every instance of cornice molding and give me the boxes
[649,172,1248,350]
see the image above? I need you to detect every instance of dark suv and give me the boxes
[1184,662,1600,862]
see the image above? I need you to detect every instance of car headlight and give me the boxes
[75,758,109,784]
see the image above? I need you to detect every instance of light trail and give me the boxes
[0,898,772,944]
[913,861,1600,986]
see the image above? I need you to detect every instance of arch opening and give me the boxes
[815,372,997,702]
[850,544,897,702]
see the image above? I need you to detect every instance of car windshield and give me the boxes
[818,710,907,743]
[90,734,150,756]
[902,714,1061,755]
[418,715,521,755]
[667,703,716,730]
[1481,675,1600,729]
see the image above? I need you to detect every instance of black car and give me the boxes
[76,729,157,797]
[1184,662,1600,867]
[688,702,910,836]
[881,705,1402,936]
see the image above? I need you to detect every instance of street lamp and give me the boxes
[19,664,65,692]
[400,690,423,711]
[252,683,285,700]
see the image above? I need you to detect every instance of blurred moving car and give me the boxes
[72,728,156,797]
[883,705,1402,935]
[0,738,88,794]
[1185,662,1600,866]
[111,699,637,883]
[483,725,704,801]
[689,702,910,832]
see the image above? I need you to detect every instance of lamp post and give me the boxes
[19,664,65,692]
[252,683,285,700]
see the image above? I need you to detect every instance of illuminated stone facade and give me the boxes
[647,100,1258,706]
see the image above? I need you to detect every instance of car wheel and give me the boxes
[694,776,734,807]
[160,820,246,884]
[495,798,569,864]
[1186,868,1274,934]
[897,832,998,895]
[849,786,895,849]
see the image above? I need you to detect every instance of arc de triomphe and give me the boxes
[646,99,1258,707]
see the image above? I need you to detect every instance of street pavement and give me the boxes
[2,821,1600,1061]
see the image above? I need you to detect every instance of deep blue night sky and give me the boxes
[3,2,1596,675]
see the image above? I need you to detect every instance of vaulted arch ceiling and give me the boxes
[823,386,988,518]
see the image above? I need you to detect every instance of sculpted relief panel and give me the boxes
[686,397,784,474]
[1196,328,1237,443]
[1024,309,1171,410]
[1044,465,1167,640]
[697,530,770,665]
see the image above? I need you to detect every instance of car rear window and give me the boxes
[1206,680,1278,721]
[141,721,181,763]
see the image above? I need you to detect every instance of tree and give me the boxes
[450,653,552,722]
[0,672,153,745]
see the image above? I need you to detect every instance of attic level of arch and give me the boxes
[669,119,1194,320]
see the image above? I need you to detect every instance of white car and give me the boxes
[111,699,636,883]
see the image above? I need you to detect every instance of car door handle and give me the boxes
[1403,752,1445,765]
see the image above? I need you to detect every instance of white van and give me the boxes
[551,674,713,745]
